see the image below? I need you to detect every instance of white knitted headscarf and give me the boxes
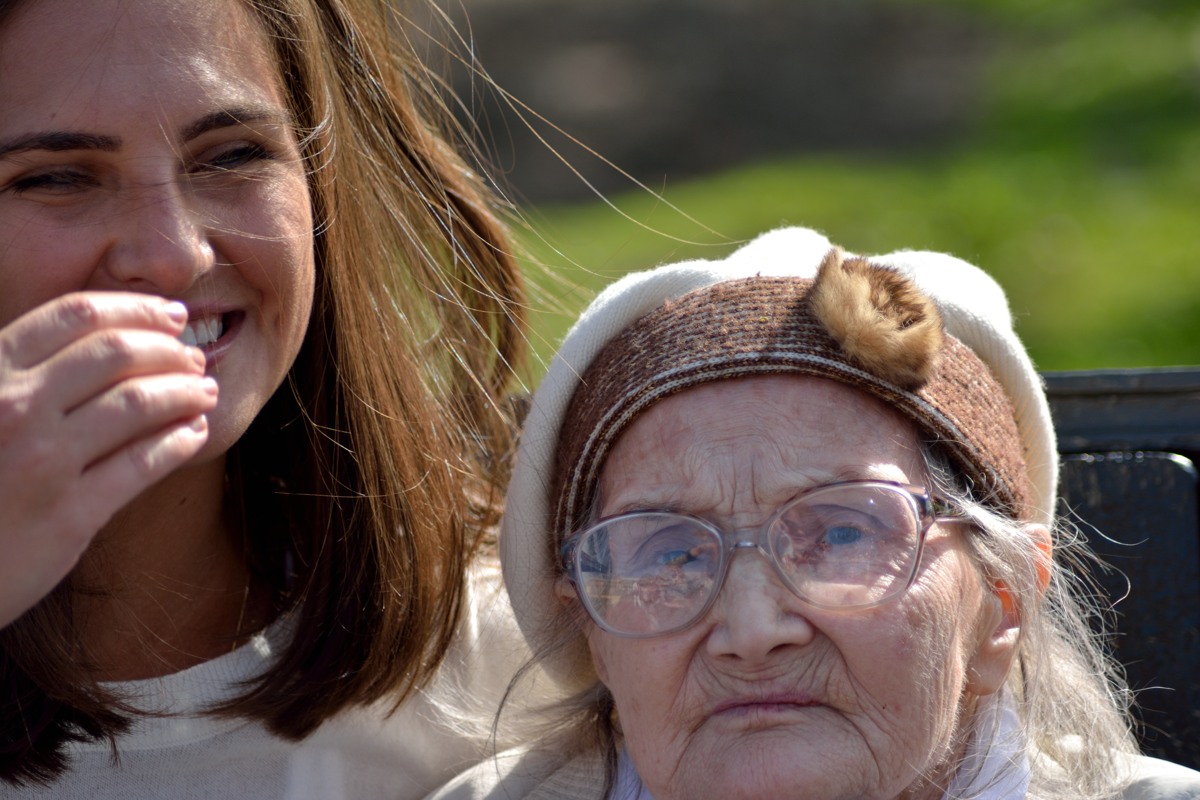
[501,226,1056,692]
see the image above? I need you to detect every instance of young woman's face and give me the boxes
[0,0,315,458]
[585,376,1014,800]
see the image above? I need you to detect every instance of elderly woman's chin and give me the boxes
[631,723,924,799]
[616,708,966,800]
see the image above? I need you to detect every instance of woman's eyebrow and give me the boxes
[0,107,293,162]
[180,106,293,142]
[829,466,897,483]
[0,132,120,160]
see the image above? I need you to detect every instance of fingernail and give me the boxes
[189,347,208,370]
[189,415,208,432]
[165,301,188,324]
[200,376,219,396]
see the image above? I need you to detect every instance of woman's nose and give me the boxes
[704,547,816,662]
[101,181,215,294]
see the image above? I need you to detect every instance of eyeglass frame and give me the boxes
[559,479,964,639]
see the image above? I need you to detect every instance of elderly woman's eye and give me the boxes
[658,548,696,567]
[622,524,709,573]
[805,503,895,547]
[823,525,864,546]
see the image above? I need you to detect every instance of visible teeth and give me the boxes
[179,315,224,348]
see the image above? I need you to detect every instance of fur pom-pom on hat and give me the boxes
[810,248,944,391]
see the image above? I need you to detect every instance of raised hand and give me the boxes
[0,292,217,627]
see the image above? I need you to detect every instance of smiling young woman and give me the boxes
[0,0,526,796]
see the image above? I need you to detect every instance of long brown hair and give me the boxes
[0,0,526,785]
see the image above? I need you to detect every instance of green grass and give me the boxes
[516,143,1200,375]
[512,0,1200,379]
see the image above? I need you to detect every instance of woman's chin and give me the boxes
[190,392,271,464]
[659,769,876,800]
[640,729,886,800]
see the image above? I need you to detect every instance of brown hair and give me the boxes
[0,0,525,785]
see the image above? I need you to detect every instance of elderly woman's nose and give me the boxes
[705,549,815,661]
[102,182,216,294]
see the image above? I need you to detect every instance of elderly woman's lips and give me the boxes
[705,696,826,732]
[710,695,822,718]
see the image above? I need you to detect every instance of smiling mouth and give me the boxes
[179,313,227,348]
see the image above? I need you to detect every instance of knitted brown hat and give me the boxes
[551,249,1032,542]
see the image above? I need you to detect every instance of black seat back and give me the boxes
[1047,368,1200,768]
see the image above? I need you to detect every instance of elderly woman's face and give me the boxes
[0,0,315,460]
[585,376,1014,800]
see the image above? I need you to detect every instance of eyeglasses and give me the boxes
[560,480,959,638]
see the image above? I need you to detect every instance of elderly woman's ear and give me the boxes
[552,576,613,685]
[967,522,1053,696]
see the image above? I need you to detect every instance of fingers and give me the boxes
[68,371,219,470]
[0,360,218,511]
[0,291,210,468]
[79,414,212,518]
[0,291,217,628]
[0,415,211,629]
[0,292,188,370]
[50,328,208,414]
[0,370,217,532]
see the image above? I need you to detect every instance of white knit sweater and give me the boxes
[1,561,527,800]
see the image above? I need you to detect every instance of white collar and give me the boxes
[613,747,654,800]
[944,692,1031,799]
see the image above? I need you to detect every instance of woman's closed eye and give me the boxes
[3,141,281,199]
[193,141,276,177]
[5,167,99,196]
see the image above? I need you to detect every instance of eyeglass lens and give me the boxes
[571,483,925,636]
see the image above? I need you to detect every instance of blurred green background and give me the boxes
[452,0,1200,377]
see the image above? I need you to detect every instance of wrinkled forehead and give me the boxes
[593,375,927,518]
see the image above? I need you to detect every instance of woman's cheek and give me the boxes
[597,636,699,772]
[0,224,101,328]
